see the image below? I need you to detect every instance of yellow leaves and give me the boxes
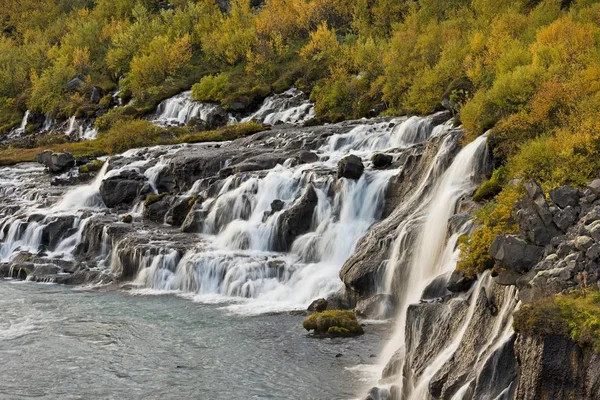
[129,34,192,97]
[72,48,90,74]
[299,22,340,62]
[531,16,600,75]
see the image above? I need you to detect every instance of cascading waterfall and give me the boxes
[7,110,30,138]
[152,91,226,127]
[130,116,449,313]
[241,88,315,125]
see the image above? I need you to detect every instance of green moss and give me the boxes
[302,310,364,337]
[514,290,600,352]
[78,165,89,174]
[188,195,199,208]
[473,167,508,202]
[145,193,167,207]
[122,214,133,223]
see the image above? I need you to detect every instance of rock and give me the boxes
[447,270,475,293]
[515,181,561,246]
[586,244,600,261]
[181,200,207,233]
[41,216,77,249]
[90,86,103,104]
[270,199,284,213]
[355,294,395,319]
[302,310,364,337]
[338,154,364,180]
[297,150,318,164]
[66,75,84,91]
[489,235,544,274]
[307,298,328,312]
[549,186,579,209]
[165,196,196,226]
[364,387,392,400]
[144,194,171,223]
[574,235,593,251]
[274,184,318,251]
[100,170,147,208]
[371,153,393,169]
[553,206,578,232]
[586,179,600,196]
[36,151,75,173]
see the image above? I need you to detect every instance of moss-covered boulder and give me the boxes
[302,310,364,337]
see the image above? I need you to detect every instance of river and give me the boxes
[0,280,385,400]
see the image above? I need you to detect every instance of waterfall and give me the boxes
[375,134,506,397]
[7,110,30,138]
[126,116,455,314]
[152,91,225,127]
[241,88,315,126]
[52,161,109,211]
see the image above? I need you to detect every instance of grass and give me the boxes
[302,310,364,337]
[0,120,266,167]
[513,289,600,352]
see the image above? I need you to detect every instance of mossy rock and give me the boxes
[78,165,89,174]
[145,193,167,207]
[302,310,364,337]
[122,214,133,223]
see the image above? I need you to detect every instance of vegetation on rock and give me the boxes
[514,290,600,352]
[302,310,364,337]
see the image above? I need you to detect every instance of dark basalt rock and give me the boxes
[338,154,364,180]
[514,335,600,400]
[515,181,562,246]
[36,151,75,173]
[446,270,474,293]
[297,150,318,164]
[144,195,171,223]
[371,153,393,169]
[100,170,148,208]
[41,215,77,249]
[66,75,84,91]
[549,186,579,209]
[274,184,318,251]
[490,235,544,274]
[181,200,207,233]
[307,298,328,312]
[355,294,395,319]
[165,196,196,226]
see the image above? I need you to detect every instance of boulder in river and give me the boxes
[302,310,364,337]
[338,154,364,180]
[36,151,75,173]
[274,184,318,251]
[371,153,393,169]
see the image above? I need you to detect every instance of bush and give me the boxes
[191,74,230,103]
[514,290,600,352]
[302,310,364,336]
[101,119,167,154]
[473,166,508,202]
[457,184,522,278]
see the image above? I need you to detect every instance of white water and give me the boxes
[374,134,497,397]
[153,91,226,127]
[242,88,315,125]
[129,116,452,314]
[7,110,30,138]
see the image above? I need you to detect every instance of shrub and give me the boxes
[457,184,522,278]
[101,119,167,154]
[473,166,508,202]
[513,290,600,352]
[191,74,230,103]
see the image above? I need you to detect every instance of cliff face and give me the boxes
[514,335,600,400]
